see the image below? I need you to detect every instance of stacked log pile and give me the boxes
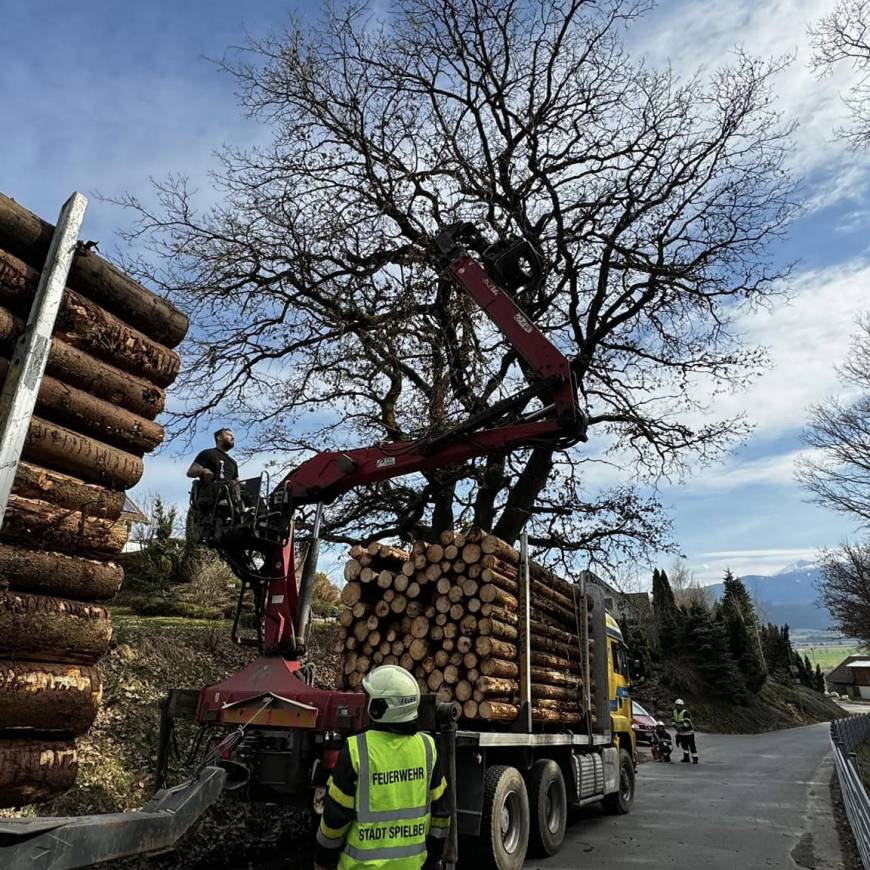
[337,530,593,729]
[0,193,188,806]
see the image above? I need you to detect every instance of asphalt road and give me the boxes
[530,723,845,869]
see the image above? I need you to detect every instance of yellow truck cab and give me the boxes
[606,612,637,762]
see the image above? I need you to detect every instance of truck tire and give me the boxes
[471,764,530,870]
[526,759,567,857]
[602,748,635,814]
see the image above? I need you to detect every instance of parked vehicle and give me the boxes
[0,222,637,870]
[631,701,657,744]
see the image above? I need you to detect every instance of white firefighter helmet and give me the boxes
[362,665,421,724]
[675,698,685,707]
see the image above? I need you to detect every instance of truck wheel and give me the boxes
[526,759,567,857]
[602,748,635,815]
[472,764,530,870]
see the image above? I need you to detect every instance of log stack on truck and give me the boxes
[338,528,595,729]
[0,193,188,807]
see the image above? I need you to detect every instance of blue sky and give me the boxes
[2,0,867,586]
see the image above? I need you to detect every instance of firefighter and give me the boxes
[315,664,450,869]
[672,698,699,764]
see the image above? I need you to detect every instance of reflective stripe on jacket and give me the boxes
[337,730,435,869]
[673,708,694,735]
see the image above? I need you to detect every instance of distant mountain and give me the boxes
[704,563,833,630]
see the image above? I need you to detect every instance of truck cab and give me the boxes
[606,613,637,763]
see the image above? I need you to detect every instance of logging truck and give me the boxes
[0,222,635,869]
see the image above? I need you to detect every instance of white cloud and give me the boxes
[710,259,870,438]
[688,546,820,585]
[635,0,867,190]
[678,446,825,493]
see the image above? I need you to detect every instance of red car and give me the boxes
[631,700,658,744]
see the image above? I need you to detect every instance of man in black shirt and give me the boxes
[187,428,239,483]
[187,428,248,527]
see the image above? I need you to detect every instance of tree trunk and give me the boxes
[13,461,126,520]
[492,447,555,544]
[474,636,516,659]
[0,660,101,734]
[0,737,78,808]
[0,307,166,418]
[528,667,583,688]
[455,680,473,702]
[0,592,112,663]
[409,638,428,661]
[0,359,163,456]
[462,699,478,719]
[0,252,180,385]
[477,617,518,642]
[2,494,128,556]
[478,584,518,610]
[475,675,515,695]
[0,543,122,600]
[530,650,581,672]
[340,582,362,606]
[0,192,188,347]
[480,658,519,678]
[24,417,143,489]
[461,543,482,564]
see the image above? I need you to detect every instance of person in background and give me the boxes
[315,664,450,869]
[672,698,699,764]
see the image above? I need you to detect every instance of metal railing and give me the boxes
[831,713,870,868]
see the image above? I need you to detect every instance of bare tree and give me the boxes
[810,0,870,146]
[668,558,709,608]
[818,543,870,644]
[116,0,795,564]
[797,316,870,526]
[798,316,870,639]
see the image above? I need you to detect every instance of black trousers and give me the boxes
[676,733,697,756]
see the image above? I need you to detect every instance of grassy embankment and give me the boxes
[634,663,846,734]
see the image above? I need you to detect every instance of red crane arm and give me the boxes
[257,224,586,655]
[274,417,570,507]
[272,224,584,507]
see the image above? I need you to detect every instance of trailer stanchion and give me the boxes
[437,701,460,869]
[0,191,87,527]
[515,530,532,733]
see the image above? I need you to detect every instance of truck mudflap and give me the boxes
[0,765,226,870]
[602,746,619,794]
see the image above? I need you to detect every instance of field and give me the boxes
[798,643,864,672]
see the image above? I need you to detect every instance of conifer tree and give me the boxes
[653,568,680,653]
[718,570,767,692]
[684,603,748,702]
[815,663,826,693]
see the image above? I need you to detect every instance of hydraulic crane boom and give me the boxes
[244,223,587,656]
[271,225,583,508]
